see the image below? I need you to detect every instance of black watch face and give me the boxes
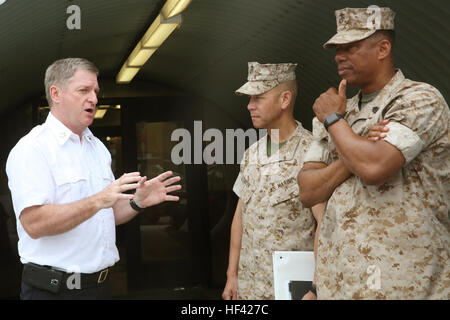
[325,114,336,127]
[325,113,343,130]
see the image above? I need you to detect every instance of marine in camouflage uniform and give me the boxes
[222,62,316,300]
[300,7,450,299]
[308,70,450,299]
[234,121,315,299]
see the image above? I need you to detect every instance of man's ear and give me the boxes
[49,85,62,105]
[378,39,392,61]
[280,90,292,110]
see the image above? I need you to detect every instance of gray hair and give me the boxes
[44,58,99,106]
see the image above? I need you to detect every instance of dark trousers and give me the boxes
[20,278,111,300]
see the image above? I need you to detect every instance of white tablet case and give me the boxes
[272,251,315,300]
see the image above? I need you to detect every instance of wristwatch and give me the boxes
[130,199,145,212]
[324,113,345,131]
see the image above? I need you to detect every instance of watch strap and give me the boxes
[324,113,345,131]
[130,199,145,212]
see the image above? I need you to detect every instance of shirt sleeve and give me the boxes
[6,140,54,218]
[303,117,332,164]
[97,137,115,181]
[232,171,245,198]
[233,148,252,198]
[382,85,449,165]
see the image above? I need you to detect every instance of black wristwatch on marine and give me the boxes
[129,199,145,212]
[324,113,345,131]
[310,283,317,296]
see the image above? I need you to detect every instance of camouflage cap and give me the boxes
[235,62,297,95]
[324,6,395,49]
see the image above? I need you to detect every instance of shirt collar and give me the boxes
[378,69,405,96]
[354,69,405,104]
[259,120,304,164]
[45,112,94,146]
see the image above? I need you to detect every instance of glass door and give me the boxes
[135,121,189,287]
[121,99,214,298]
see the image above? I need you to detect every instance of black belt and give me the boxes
[23,263,109,293]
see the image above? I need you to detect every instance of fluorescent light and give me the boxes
[161,0,192,19]
[94,109,107,119]
[116,64,140,84]
[115,0,192,84]
[128,42,157,67]
[142,14,181,48]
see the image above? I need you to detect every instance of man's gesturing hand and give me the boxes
[133,171,182,208]
[96,172,143,209]
[313,79,347,123]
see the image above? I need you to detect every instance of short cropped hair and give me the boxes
[44,58,99,106]
[277,80,298,110]
[371,30,396,48]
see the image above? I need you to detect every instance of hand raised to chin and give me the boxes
[313,79,347,123]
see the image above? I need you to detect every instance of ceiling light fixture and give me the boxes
[161,0,192,19]
[142,14,182,48]
[94,109,107,119]
[116,0,192,84]
[94,105,120,119]
[116,65,140,83]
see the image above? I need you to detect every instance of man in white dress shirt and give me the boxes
[6,58,182,299]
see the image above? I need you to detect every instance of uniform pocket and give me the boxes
[240,185,255,204]
[53,169,88,203]
[240,164,259,204]
[269,178,299,206]
[98,168,114,191]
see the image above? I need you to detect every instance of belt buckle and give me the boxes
[97,269,108,284]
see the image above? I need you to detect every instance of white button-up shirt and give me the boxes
[6,112,119,273]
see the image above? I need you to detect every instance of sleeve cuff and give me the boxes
[14,196,50,219]
[383,122,425,165]
[312,117,328,141]
[303,140,330,164]
[232,172,245,198]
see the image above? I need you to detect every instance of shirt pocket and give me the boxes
[269,178,299,206]
[101,171,114,187]
[240,183,256,205]
[351,108,382,137]
[93,165,114,193]
[53,168,88,204]
[240,164,259,204]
